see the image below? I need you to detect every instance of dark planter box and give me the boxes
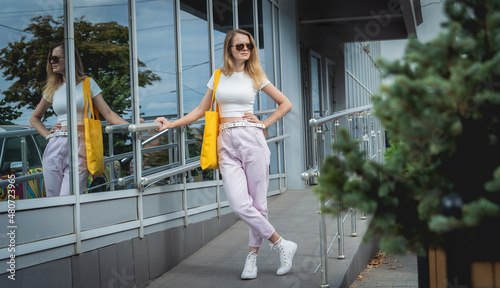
[420,230,500,288]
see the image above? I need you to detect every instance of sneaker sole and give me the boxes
[241,275,257,280]
[241,269,258,280]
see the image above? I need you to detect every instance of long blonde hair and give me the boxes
[221,29,267,90]
[43,42,86,102]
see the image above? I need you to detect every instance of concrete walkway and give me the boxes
[145,188,382,288]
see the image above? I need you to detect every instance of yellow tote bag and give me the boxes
[83,77,105,176]
[200,69,221,170]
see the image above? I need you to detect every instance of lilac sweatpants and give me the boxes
[217,120,275,247]
[42,130,89,197]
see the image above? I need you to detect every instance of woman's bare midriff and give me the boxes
[220,117,244,124]
[61,125,86,131]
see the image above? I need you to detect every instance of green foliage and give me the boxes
[0,99,21,124]
[315,0,500,255]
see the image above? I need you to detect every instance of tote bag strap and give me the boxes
[83,77,99,120]
[210,69,221,113]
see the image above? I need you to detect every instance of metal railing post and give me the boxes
[318,201,330,288]
[378,130,383,163]
[362,116,369,221]
[348,115,353,137]
[359,113,366,154]
[365,131,371,159]
[108,132,115,191]
[316,125,325,171]
[351,207,357,237]
[337,200,345,259]
[310,120,329,288]
[334,120,339,156]
[21,136,27,193]
[127,0,143,238]
[319,200,329,288]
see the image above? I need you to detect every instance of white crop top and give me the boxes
[43,78,102,126]
[207,71,270,118]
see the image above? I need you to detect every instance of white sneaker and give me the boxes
[272,238,298,276]
[241,250,258,280]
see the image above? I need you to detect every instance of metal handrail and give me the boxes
[117,161,184,186]
[111,109,276,136]
[309,104,372,127]
[0,127,52,138]
[140,160,201,186]
[0,172,42,188]
[120,133,290,187]
[1,110,284,195]
[105,121,170,163]
[301,166,318,181]
[0,153,124,190]
[128,122,161,133]
[104,123,129,134]
[266,134,290,143]
[0,126,124,192]
[114,110,283,188]
[141,128,169,146]
[302,104,379,288]
[119,140,196,164]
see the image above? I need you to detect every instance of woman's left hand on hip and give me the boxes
[242,112,263,125]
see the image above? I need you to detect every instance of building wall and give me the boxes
[0,213,239,288]
[279,0,305,190]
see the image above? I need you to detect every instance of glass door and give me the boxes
[301,47,324,176]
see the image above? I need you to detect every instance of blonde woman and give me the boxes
[155,29,296,279]
[30,42,128,197]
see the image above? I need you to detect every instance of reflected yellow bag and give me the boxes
[200,69,221,170]
[83,77,105,176]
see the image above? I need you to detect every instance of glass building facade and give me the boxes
[0,0,289,284]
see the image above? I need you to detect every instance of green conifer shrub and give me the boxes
[315,0,500,255]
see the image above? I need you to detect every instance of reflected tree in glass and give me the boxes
[0,15,160,120]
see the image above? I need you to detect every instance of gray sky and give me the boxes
[381,0,447,62]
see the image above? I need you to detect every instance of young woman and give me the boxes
[30,42,128,197]
[155,29,296,279]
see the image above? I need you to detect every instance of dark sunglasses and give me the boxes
[231,43,254,51]
[48,56,64,63]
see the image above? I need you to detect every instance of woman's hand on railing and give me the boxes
[309,104,372,127]
[154,117,171,132]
